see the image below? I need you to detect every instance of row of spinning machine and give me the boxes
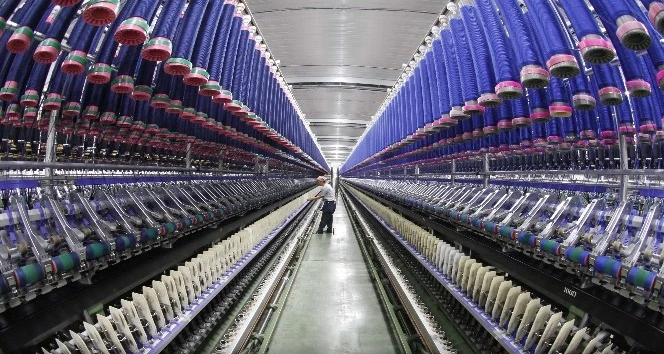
[340,0,664,352]
[0,174,312,313]
[0,0,327,352]
[345,178,664,353]
[34,190,316,354]
[350,178,664,306]
[346,183,621,354]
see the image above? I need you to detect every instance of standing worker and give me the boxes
[308,176,336,234]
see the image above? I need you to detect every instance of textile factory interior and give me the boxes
[0,0,662,353]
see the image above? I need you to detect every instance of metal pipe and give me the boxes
[253,266,292,336]
[480,169,664,177]
[0,161,280,174]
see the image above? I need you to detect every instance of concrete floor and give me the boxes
[267,199,399,354]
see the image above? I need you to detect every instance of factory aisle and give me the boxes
[267,198,399,354]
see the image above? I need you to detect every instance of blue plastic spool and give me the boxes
[593,256,622,278]
[626,267,657,292]
[564,247,590,265]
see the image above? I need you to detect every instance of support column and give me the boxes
[218,150,225,169]
[482,153,489,188]
[186,143,192,169]
[254,154,261,173]
[43,110,58,178]
[613,106,629,202]
[90,136,97,163]
[451,158,456,185]
[619,134,629,202]
[254,155,269,174]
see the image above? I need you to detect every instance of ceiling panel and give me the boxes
[247,0,444,164]
[248,0,443,12]
[311,126,365,138]
[319,144,355,149]
[295,87,384,124]
[280,65,399,85]
[250,9,435,71]
[293,86,387,103]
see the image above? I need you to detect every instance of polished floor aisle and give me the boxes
[267,198,399,354]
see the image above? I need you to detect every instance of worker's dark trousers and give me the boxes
[317,212,333,233]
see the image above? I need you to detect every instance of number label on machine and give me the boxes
[563,287,577,298]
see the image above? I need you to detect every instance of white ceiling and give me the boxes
[247,0,445,164]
